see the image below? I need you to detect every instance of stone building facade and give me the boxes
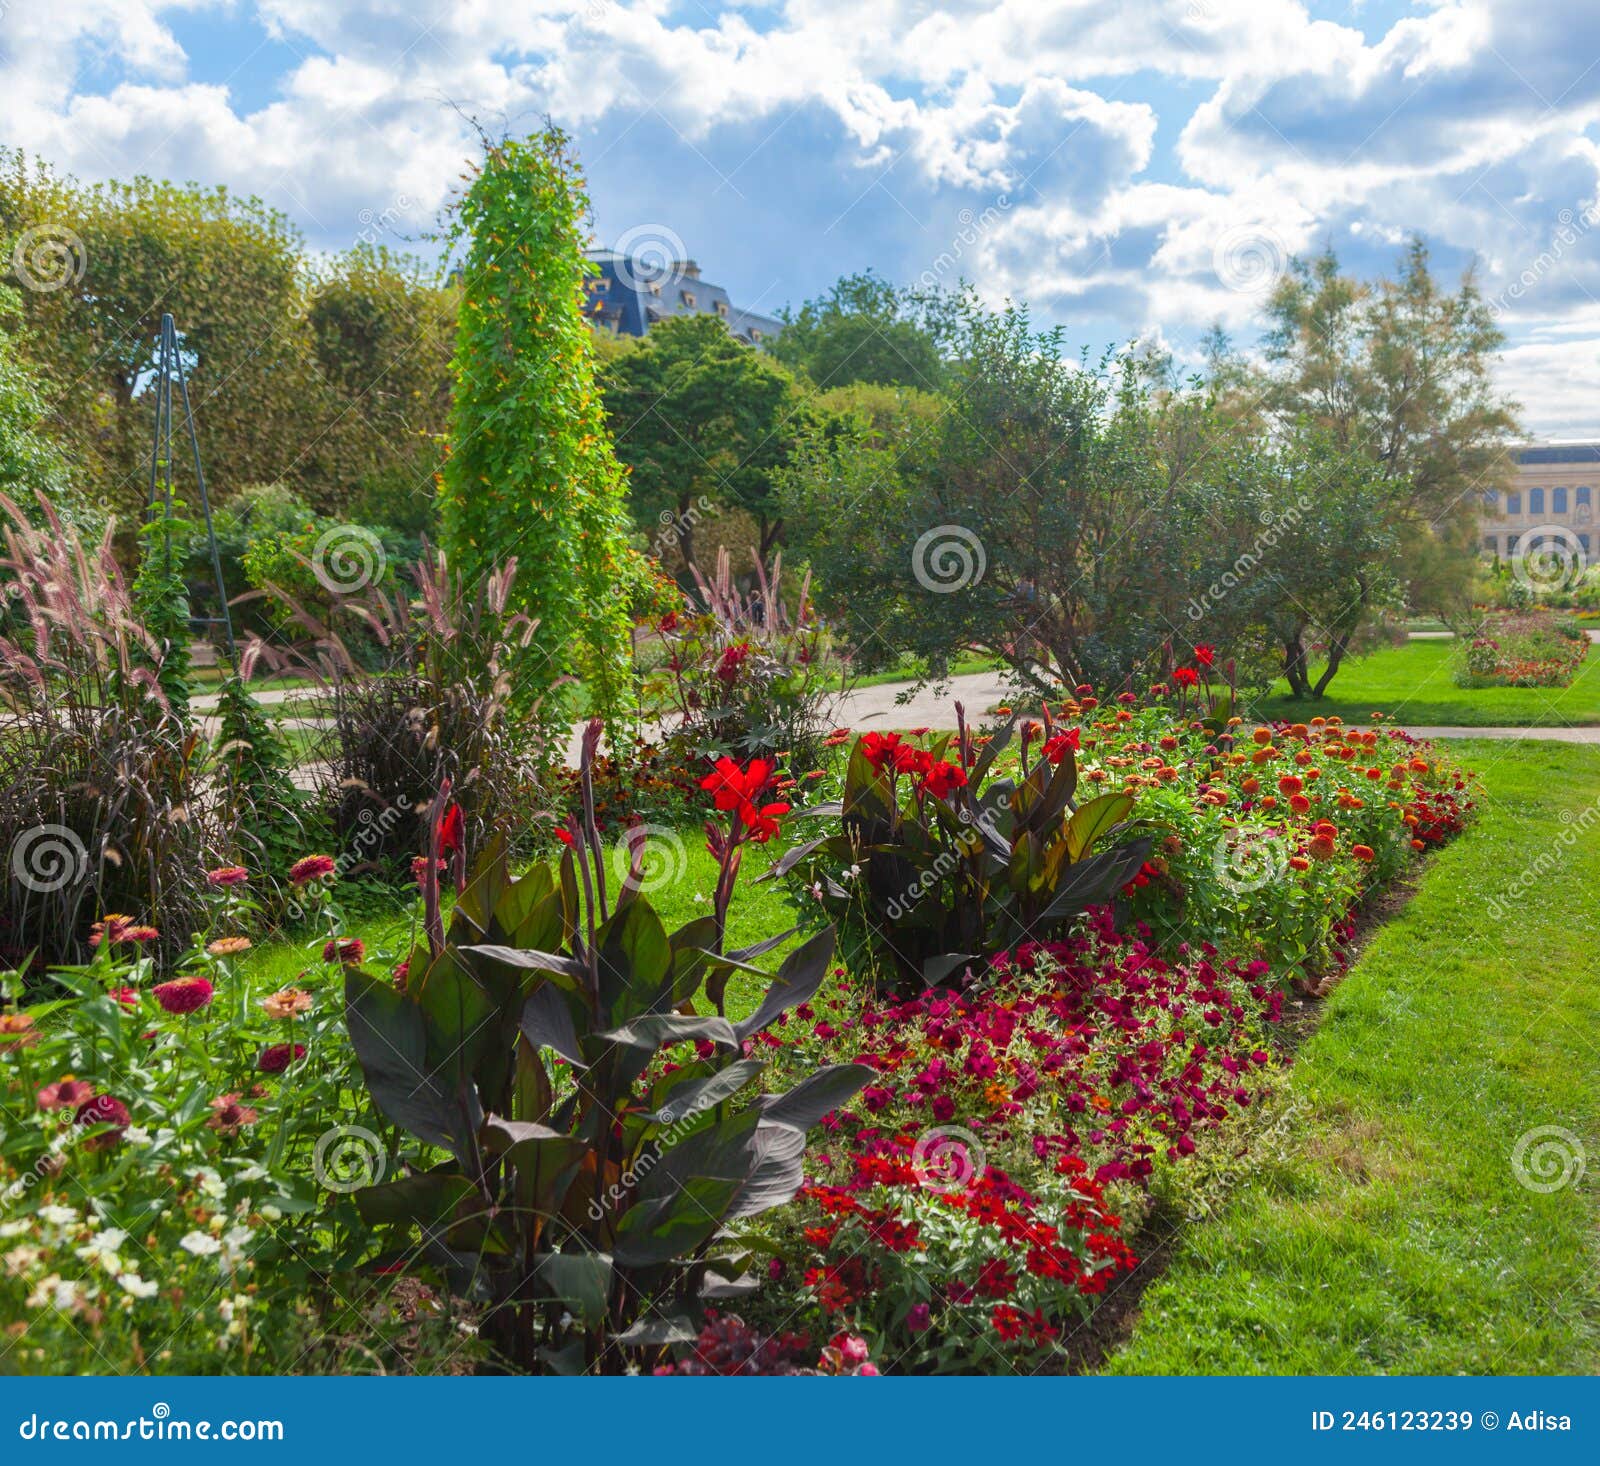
[1480,443,1600,561]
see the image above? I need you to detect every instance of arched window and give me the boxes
[1529,487,1546,514]
[1507,492,1522,515]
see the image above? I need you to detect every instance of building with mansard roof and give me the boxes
[1480,443,1600,562]
[583,250,783,347]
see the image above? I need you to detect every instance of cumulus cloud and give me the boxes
[3,0,1600,432]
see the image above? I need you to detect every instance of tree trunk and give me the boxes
[674,493,695,582]
[1283,631,1313,698]
[1312,628,1353,697]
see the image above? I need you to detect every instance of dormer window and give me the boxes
[681,290,696,307]
[750,328,762,341]
[716,300,729,317]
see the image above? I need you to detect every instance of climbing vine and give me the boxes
[437,128,636,733]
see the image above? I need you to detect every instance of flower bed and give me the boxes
[0,676,1477,1375]
[1454,610,1588,688]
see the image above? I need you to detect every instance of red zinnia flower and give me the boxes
[289,854,337,886]
[74,1093,131,1146]
[152,976,214,1015]
[1351,844,1375,862]
[257,1043,307,1074]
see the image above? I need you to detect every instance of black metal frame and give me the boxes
[145,311,236,660]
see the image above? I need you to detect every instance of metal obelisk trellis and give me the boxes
[146,311,236,661]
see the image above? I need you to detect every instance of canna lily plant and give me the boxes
[340,722,870,1373]
[777,703,1152,987]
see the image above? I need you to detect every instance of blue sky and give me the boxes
[5,2,1600,434]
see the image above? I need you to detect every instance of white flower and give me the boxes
[0,1220,31,1238]
[117,1273,158,1300]
[36,1205,77,1226]
[27,1274,80,1310]
[844,864,861,881]
[178,1230,221,1257]
[123,1125,152,1146]
[692,892,707,904]
[193,1168,226,1201]
[258,1203,282,1222]
[234,1163,268,1183]
[810,882,824,901]
[4,1245,41,1276]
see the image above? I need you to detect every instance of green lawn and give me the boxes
[1104,739,1600,1374]
[1255,637,1600,726]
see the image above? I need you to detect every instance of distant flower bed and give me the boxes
[1455,611,1588,688]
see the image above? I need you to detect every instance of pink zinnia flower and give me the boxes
[206,865,249,887]
[322,937,365,966]
[289,854,337,886]
[152,976,214,1015]
[37,1078,96,1112]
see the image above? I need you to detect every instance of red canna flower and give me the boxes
[1193,644,1216,667]
[1041,728,1080,764]
[1172,667,1200,687]
[436,803,464,855]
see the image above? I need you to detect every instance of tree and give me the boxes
[0,151,328,525]
[1260,240,1519,657]
[770,272,945,391]
[0,284,70,505]
[601,313,803,570]
[436,127,635,725]
[305,244,455,534]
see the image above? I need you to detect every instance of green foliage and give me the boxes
[770,272,945,390]
[131,500,194,716]
[437,129,634,726]
[782,718,1151,986]
[0,285,70,503]
[602,313,804,567]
